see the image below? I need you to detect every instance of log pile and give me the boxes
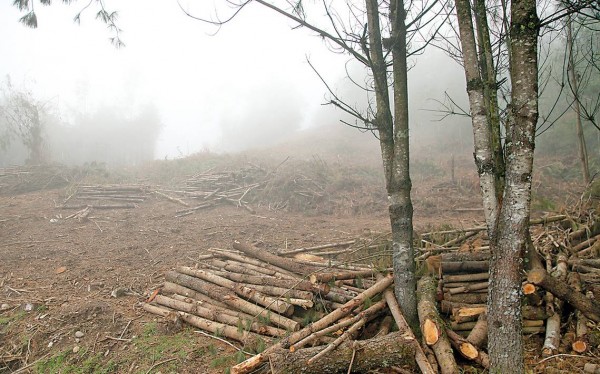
[143,240,432,373]
[141,209,599,372]
[152,160,387,216]
[60,184,148,209]
[0,165,72,195]
[428,210,600,361]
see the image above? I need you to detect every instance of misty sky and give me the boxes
[0,0,469,158]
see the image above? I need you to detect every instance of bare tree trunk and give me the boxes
[390,0,417,328]
[366,0,417,328]
[567,16,591,185]
[454,0,499,238]
[473,0,505,198]
[487,0,539,370]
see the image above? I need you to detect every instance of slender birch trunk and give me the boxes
[454,0,499,238]
[487,0,539,370]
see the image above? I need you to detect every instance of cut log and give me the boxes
[442,272,488,283]
[568,257,600,268]
[452,306,487,323]
[233,240,320,275]
[441,261,489,274]
[523,283,543,306]
[177,266,294,315]
[446,328,489,369]
[443,292,488,304]
[528,268,600,322]
[152,295,286,337]
[571,235,599,253]
[446,281,488,295]
[578,240,600,257]
[267,331,417,374]
[466,312,487,348]
[542,255,568,357]
[169,294,254,321]
[207,248,298,278]
[163,282,231,310]
[379,275,437,374]
[417,276,458,374]
[238,283,313,300]
[230,274,394,374]
[309,269,377,284]
[142,303,271,350]
[165,271,299,331]
[289,300,387,352]
[440,251,490,262]
[277,240,357,256]
[213,271,329,294]
[209,259,266,276]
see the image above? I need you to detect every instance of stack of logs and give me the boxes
[142,212,600,373]
[143,240,437,374]
[61,184,148,210]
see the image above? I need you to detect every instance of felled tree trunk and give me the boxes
[417,276,459,374]
[528,269,600,322]
[233,240,320,275]
[266,331,417,374]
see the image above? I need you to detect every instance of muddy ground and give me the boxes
[0,153,594,373]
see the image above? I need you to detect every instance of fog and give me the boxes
[1,0,476,166]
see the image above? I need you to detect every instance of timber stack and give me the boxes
[141,208,599,373]
[60,184,148,210]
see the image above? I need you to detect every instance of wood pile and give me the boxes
[152,160,386,216]
[142,210,599,373]
[143,240,433,374]
[60,185,148,210]
[0,165,72,194]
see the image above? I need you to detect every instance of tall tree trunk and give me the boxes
[454,0,499,238]
[473,0,505,198]
[567,17,591,185]
[366,0,417,328]
[487,0,539,371]
[390,0,417,328]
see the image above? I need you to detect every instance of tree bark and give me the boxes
[455,0,499,238]
[266,331,417,374]
[486,0,539,370]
